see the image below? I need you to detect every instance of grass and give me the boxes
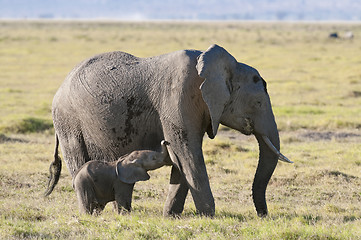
[0,20,360,239]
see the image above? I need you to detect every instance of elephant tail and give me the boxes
[44,134,62,196]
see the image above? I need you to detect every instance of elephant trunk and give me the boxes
[250,92,293,216]
[252,118,280,217]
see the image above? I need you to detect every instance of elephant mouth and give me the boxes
[239,117,293,164]
[240,117,254,135]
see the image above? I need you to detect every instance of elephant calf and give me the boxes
[73,140,170,215]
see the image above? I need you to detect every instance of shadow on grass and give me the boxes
[0,133,28,143]
[216,210,248,222]
[343,215,360,222]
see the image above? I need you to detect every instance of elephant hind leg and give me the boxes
[57,131,91,178]
[93,204,106,216]
[76,185,96,215]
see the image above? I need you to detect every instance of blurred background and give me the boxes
[1,0,361,21]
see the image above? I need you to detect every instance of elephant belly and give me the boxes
[81,109,164,162]
[94,187,115,205]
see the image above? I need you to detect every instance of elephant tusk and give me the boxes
[262,135,293,163]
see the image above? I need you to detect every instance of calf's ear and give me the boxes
[116,159,150,184]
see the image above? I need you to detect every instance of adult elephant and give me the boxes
[45,44,292,217]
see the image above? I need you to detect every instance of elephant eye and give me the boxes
[262,78,268,93]
[253,76,268,93]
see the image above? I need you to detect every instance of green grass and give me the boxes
[0,21,360,239]
[2,117,53,133]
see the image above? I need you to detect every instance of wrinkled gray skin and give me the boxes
[73,140,170,214]
[46,44,284,217]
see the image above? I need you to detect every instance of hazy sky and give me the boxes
[0,0,360,21]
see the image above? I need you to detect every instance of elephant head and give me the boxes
[116,140,170,184]
[116,158,150,184]
[197,44,292,216]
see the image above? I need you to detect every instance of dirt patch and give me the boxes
[218,128,361,143]
[300,131,361,141]
[271,170,358,187]
[0,174,32,188]
[304,170,358,184]
[326,170,357,182]
[217,128,254,142]
[0,134,27,143]
[350,91,361,98]
[270,175,297,187]
[317,170,358,182]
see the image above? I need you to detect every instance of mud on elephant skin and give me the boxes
[45,44,292,217]
[73,140,170,215]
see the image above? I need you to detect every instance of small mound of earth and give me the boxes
[0,134,13,143]
[301,131,361,141]
[351,91,361,98]
[316,170,358,183]
[0,134,27,143]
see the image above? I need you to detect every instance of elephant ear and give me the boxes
[116,159,150,184]
[196,44,236,138]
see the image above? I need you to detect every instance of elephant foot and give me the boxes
[163,209,182,218]
[195,205,215,217]
[163,192,186,217]
[256,208,268,218]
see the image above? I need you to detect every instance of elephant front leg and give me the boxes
[163,131,215,216]
[114,183,134,213]
[185,165,215,216]
[163,166,189,217]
